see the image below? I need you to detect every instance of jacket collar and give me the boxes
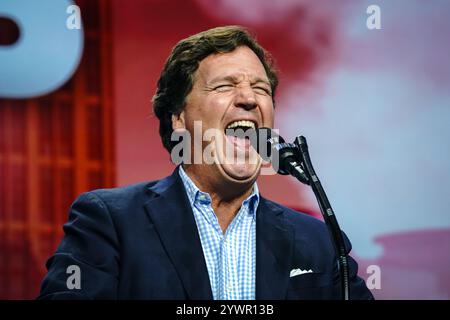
[144,168,213,299]
[255,198,294,299]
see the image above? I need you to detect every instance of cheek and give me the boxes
[261,101,275,127]
[190,97,228,127]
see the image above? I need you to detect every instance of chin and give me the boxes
[221,163,259,180]
[215,161,261,185]
[213,131,262,184]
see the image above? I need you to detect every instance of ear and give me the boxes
[171,111,186,130]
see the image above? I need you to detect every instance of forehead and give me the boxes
[195,46,269,83]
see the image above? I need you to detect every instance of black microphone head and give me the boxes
[251,128,309,183]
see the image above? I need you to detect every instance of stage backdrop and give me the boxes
[0,0,449,299]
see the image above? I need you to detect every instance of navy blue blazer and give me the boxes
[39,168,373,300]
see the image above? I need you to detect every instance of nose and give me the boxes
[234,85,257,111]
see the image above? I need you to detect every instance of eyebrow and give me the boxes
[208,75,271,87]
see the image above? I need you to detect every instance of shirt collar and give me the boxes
[178,165,260,215]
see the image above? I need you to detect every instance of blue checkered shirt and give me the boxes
[178,166,259,300]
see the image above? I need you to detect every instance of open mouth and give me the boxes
[223,119,258,151]
[216,119,262,181]
[224,120,257,138]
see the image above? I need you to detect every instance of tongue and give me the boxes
[227,135,249,149]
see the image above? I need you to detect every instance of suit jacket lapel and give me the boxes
[256,198,294,299]
[144,168,213,299]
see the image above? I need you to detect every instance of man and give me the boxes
[39,26,373,300]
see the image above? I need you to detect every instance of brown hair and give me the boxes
[152,25,278,152]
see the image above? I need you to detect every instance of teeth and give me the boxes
[226,120,256,130]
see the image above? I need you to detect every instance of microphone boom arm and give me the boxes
[294,136,350,300]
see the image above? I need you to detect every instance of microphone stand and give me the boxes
[279,136,350,300]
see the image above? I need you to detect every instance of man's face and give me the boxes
[175,45,275,183]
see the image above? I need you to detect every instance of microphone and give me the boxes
[252,127,309,184]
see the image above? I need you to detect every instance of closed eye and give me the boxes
[214,84,234,92]
[253,86,271,95]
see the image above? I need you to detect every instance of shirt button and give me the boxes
[198,194,209,204]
